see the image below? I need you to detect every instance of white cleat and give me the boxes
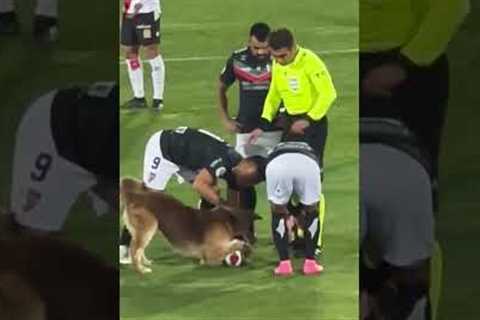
[119,245,132,265]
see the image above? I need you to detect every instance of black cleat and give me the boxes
[126,97,147,109]
[152,99,164,111]
[0,12,19,35]
[33,15,58,43]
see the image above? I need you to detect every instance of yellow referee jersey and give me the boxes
[360,0,469,66]
[261,47,337,122]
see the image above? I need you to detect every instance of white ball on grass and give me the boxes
[224,250,243,267]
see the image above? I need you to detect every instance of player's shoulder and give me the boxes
[299,47,326,70]
[299,47,320,61]
[230,47,249,60]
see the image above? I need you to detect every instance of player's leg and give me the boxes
[0,0,18,34]
[34,0,58,42]
[141,13,165,111]
[120,131,178,263]
[265,155,294,276]
[361,143,435,319]
[295,154,324,275]
[121,15,146,109]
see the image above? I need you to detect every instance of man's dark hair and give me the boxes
[250,22,270,42]
[268,28,295,50]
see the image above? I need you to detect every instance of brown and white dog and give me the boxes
[0,234,117,320]
[120,177,258,274]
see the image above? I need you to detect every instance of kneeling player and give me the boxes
[119,126,265,263]
[8,82,118,235]
[265,141,324,276]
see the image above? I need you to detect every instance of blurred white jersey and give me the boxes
[124,0,161,15]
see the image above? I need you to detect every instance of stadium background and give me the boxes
[119,0,359,319]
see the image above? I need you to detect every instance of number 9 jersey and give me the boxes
[9,83,118,232]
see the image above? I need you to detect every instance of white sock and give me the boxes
[149,55,165,100]
[35,0,58,17]
[126,58,145,98]
[0,0,15,13]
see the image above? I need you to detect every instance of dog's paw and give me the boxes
[143,258,152,266]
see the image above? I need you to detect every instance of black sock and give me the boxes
[120,226,132,246]
[304,210,320,259]
[199,197,216,210]
[241,187,257,235]
[271,213,289,261]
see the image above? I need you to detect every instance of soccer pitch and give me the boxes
[120,1,359,319]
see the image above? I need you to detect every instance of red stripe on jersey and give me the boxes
[124,0,132,12]
[233,66,271,83]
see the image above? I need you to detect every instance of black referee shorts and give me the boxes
[282,115,328,169]
[360,50,449,178]
[121,12,160,47]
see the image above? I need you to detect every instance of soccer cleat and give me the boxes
[152,99,164,111]
[33,15,58,42]
[126,97,147,109]
[273,260,293,277]
[302,259,324,276]
[119,245,132,265]
[0,12,19,35]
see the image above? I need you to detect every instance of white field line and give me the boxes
[118,48,358,64]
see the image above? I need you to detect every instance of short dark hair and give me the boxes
[268,28,295,50]
[250,22,270,42]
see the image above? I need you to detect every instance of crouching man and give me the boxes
[265,141,324,276]
[120,126,265,263]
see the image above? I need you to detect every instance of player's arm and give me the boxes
[306,56,337,121]
[218,56,241,133]
[249,68,282,143]
[261,67,282,123]
[192,169,222,205]
[401,0,469,66]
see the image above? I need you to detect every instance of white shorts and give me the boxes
[265,153,321,206]
[236,131,282,158]
[142,131,182,190]
[361,144,434,266]
[10,91,99,232]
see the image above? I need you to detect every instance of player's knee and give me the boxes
[127,57,141,70]
[304,203,319,215]
[144,45,158,59]
[124,47,139,58]
[270,203,288,217]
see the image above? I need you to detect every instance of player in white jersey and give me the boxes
[7,83,118,234]
[121,0,165,111]
[0,0,58,41]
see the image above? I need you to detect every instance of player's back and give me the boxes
[160,127,235,170]
[50,83,118,179]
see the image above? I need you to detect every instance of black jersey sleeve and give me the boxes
[219,55,236,86]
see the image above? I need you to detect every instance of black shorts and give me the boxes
[120,12,160,47]
[281,115,328,168]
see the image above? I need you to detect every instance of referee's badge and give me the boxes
[288,77,300,92]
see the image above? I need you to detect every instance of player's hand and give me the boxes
[247,128,263,144]
[133,3,143,14]
[222,118,242,133]
[290,119,310,135]
[362,63,407,97]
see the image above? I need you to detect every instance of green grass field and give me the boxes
[120,1,359,319]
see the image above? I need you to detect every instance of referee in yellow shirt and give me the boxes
[249,28,336,166]
[249,28,337,256]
